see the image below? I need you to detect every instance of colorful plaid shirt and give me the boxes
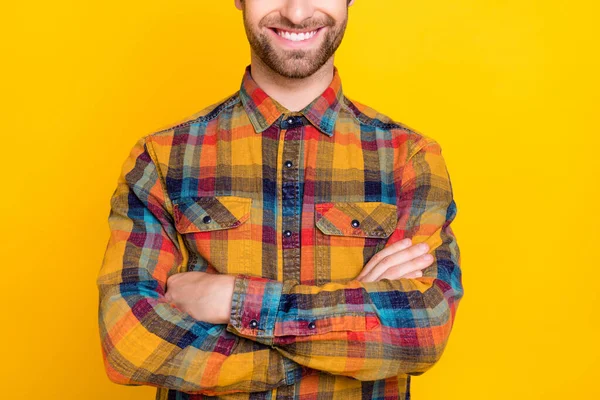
[97,64,464,400]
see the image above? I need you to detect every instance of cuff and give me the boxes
[227,274,283,346]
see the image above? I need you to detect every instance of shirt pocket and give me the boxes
[314,201,397,283]
[173,195,252,274]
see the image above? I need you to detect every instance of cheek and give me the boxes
[319,2,347,19]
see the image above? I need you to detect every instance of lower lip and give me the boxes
[268,27,325,48]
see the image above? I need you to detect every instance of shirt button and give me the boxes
[203,215,212,224]
[308,321,316,330]
[351,219,360,228]
[249,319,258,329]
[284,230,292,238]
[284,160,293,168]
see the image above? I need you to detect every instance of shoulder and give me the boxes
[145,92,241,139]
[341,96,438,157]
[136,92,240,164]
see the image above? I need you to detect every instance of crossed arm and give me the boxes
[97,136,303,396]
[96,135,463,395]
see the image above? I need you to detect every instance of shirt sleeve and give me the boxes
[226,138,464,381]
[96,136,312,396]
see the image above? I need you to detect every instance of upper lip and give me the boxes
[269,26,323,33]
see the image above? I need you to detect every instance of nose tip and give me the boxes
[280,0,315,25]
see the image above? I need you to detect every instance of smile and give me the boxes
[270,27,323,43]
[275,28,318,42]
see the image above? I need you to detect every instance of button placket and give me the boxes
[280,117,303,282]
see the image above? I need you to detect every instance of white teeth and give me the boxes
[276,29,318,42]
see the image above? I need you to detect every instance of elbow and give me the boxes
[105,372,143,388]
[101,353,139,387]
[406,296,457,376]
[353,276,463,380]
[405,341,448,377]
[100,349,201,393]
[97,311,157,389]
[98,328,245,395]
[97,297,145,387]
[387,291,458,378]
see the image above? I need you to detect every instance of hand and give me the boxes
[356,238,434,282]
[164,271,236,324]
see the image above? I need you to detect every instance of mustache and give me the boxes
[260,15,335,31]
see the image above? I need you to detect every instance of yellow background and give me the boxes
[1,0,598,398]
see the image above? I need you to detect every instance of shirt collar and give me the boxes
[238,64,344,137]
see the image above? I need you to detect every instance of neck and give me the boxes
[249,52,335,112]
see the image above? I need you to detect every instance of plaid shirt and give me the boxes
[97,65,464,400]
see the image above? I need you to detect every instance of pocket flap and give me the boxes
[173,196,252,234]
[315,201,397,238]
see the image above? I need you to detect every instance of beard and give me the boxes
[242,10,348,79]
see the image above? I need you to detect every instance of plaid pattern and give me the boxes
[97,64,464,400]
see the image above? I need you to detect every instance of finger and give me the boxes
[398,270,423,279]
[356,238,412,280]
[373,254,434,282]
[360,243,431,282]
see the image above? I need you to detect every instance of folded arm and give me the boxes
[96,136,309,396]
[226,138,464,381]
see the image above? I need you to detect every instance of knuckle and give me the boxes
[406,247,420,259]
[383,265,401,278]
[378,255,391,268]
[370,252,382,263]
[421,254,434,263]
[404,259,422,271]
[411,244,427,256]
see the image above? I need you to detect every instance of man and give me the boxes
[96,0,464,399]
